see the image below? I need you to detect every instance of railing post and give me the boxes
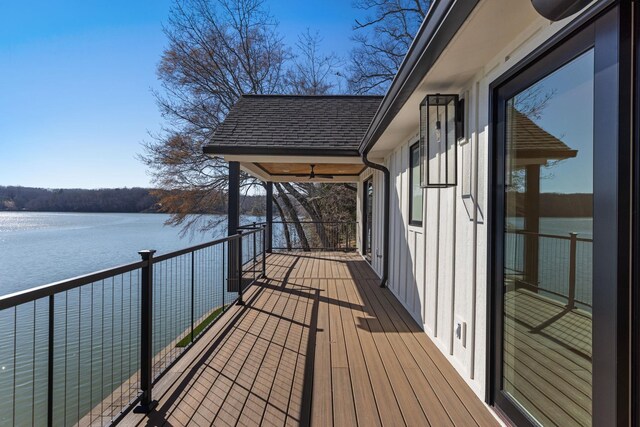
[222,242,226,311]
[237,232,244,306]
[135,249,157,413]
[47,295,54,427]
[567,232,578,309]
[266,182,273,253]
[253,223,257,280]
[190,251,195,343]
[262,225,267,278]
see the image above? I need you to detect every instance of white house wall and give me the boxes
[361,82,489,399]
[359,10,580,399]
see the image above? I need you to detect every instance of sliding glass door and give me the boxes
[492,6,629,426]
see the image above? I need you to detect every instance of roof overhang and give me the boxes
[203,145,360,158]
[213,154,364,183]
[359,0,479,155]
[360,0,577,157]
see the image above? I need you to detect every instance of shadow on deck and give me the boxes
[121,252,498,427]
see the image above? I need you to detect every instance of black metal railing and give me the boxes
[505,229,593,309]
[0,225,266,427]
[271,221,357,251]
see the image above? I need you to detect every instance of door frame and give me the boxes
[487,2,632,425]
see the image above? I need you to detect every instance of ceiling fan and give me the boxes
[294,164,334,179]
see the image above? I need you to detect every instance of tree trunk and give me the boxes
[281,183,331,248]
[272,196,292,250]
[275,184,310,251]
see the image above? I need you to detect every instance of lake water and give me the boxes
[505,217,593,309]
[0,212,264,426]
[0,212,235,296]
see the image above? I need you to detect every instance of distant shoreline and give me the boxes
[0,185,265,215]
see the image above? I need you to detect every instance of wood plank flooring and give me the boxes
[121,252,498,427]
[503,289,592,426]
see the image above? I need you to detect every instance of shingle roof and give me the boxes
[510,108,578,160]
[204,95,383,156]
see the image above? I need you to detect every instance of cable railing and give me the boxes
[271,221,357,251]
[0,225,266,427]
[505,229,593,309]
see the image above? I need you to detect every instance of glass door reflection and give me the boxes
[503,49,594,426]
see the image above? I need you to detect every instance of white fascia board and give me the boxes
[223,155,363,164]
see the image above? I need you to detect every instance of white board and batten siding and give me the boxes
[357,90,488,398]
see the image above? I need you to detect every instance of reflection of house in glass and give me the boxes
[504,106,593,426]
[507,107,578,288]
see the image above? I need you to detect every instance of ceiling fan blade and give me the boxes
[316,174,335,179]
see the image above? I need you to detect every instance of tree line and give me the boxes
[0,186,266,215]
[512,193,593,217]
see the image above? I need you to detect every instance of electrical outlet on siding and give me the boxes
[454,315,467,348]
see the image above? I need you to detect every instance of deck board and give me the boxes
[502,288,592,426]
[121,252,499,427]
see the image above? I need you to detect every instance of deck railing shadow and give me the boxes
[138,253,327,426]
[139,279,270,426]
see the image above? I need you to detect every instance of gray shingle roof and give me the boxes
[204,95,383,156]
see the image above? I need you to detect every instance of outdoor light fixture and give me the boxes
[420,93,461,188]
[531,0,591,21]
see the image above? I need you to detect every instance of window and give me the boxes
[409,142,423,226]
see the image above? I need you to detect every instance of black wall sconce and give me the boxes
[420,93,463,188]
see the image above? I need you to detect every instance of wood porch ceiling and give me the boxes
[255,162,366,177]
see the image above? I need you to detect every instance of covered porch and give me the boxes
[122,252,498,426]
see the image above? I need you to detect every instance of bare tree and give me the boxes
[141,0,289,234]
[142,0,359,241]
[286,29,344,95]
[348,0,431,94]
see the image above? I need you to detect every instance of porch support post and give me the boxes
[523,164,540,289]
[228,161,241,293]
[228,161,240,236]
[266,181,273,253]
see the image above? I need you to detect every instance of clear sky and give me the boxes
[0,0,358,189]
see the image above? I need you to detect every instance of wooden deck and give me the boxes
[121,252,498,427]
[503,288,592,426]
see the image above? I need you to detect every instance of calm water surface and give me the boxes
[0,212,262,426]
[0,212,230,295]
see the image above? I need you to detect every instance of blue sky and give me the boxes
[0,0,358,189]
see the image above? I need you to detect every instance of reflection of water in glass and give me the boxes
[505,217,593,309]
[0,212,263,426]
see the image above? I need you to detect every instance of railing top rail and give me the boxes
[0,227,267,310]
[506,229,593,242]
[272,220,357,224]
[0,260,144,310]
[237,223,267,230]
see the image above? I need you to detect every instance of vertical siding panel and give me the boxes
[377,170,384,275]
[415,231,425,323]
[396,149,406,304]
[391,150,399,294]
[401,145,409,306]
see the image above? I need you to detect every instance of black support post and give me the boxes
[227,161,240,293]
[524,164,540,289]
[266,181,273,253]
[228,162,240,236]
[135,249,157,414]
